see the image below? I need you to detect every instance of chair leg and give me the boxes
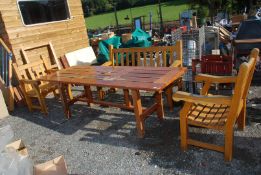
[24,95,33,112]
[38,96,48,115]
[180,115,188,151]
[179,103,191,151]
[237,100,246,131]
[224,129,234,161]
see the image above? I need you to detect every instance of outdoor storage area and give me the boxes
[1,0,261,174]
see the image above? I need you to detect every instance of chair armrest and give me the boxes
[20,79,40,86]
[46,68,58,74]
[102,61,113,66]
[195,74,237,84]
[173,91,232,106]
[170,60,182,67]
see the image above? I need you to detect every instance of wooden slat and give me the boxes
[163,51,167,67]
[154,52,158,66]
[120,53,124,66]
[137,52,141,66]
[115,53,119,66]
[143,52,146,66]
[150,51,154,66]
[131,52,135,66]
[126,52,129,66]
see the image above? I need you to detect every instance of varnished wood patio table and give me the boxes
[39,66,186,137]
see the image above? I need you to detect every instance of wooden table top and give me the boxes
[39,66,187,91]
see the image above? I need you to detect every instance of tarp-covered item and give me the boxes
[97,29,152,64]
[97,36,121,64]
[123,28,152,48]
[235,19,261,52]
[235,19,261,81]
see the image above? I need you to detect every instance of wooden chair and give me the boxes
[173,48,259,161]
[13,58,59,114]
[103,40,183,110]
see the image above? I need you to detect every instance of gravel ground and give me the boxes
[0,86,261,175]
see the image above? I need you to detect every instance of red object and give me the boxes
[180,26,187,32]
[201,55,233,75]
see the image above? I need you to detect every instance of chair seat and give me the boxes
[187,103,230,130]
[26,83,58,97]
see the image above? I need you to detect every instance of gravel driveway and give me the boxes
[0,86,261,174]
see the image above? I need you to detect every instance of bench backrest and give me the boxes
[65,47,97,67]
[109,40,182,67]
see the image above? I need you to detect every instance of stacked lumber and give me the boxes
[219,25,231,43]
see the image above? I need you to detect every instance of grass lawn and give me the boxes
[85,0,190,29]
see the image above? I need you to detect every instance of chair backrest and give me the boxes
[20,42,60,69]
[109,40,183,67]
[13,58,50,91]
[65,47,97,67]
[228,48,259,124]
[201,55,233,75]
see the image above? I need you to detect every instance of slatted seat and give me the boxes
[187,103,229,130]
[13,58,59,114]
[173,48,259,161]
[26,83,58,97]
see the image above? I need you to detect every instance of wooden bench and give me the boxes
[102,40,183,110]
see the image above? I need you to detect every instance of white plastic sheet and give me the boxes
[0,125,33,175]
[0,125,14,152]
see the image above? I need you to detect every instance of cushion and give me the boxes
[65,47,97,67]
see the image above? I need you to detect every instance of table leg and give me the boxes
[131,89,145,138]
[155,91,164,121]
[84,86,93,106]
[165,84,174,111]
[58,83,71,119]
[67,84,73,100]
[97,86,105,100]
[123,89,131,107]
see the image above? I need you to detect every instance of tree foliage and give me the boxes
[82,0,260,17]
[191,0,260,17]
[81,0,179,17]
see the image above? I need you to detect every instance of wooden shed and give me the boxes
[0,0,89,110]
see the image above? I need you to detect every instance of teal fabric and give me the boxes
[122,28,152,48]
[97,36,121,64]
[97,29,151,64]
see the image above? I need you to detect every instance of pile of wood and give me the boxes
[218,24,231,43]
